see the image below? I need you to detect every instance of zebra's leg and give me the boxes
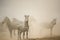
[14,30,15,36]
[18,30,20,40]
[23,32,25,39]
[10,30,12,38]
[18,30,21,40]
[19,32,21,40]
[26,31,28,39]
[50,28,53,37]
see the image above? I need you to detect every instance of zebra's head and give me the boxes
[24,15,29,21]
[52,18,57,25]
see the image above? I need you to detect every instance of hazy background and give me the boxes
[0,0,60,38]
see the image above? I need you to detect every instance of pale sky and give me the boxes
[0,0,60,38]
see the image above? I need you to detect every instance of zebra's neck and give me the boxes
[6,20,12,28]
[25,20,29,27]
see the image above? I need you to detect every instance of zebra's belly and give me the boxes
[18,27,29,32]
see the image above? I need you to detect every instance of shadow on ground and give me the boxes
[28,36,60,40]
